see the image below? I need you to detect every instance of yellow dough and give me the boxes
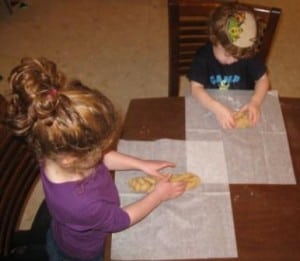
[233,111,251,128]
[128,172,201,193]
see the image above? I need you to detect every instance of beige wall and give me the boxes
[0,0,299,104]
[246,0,300,97]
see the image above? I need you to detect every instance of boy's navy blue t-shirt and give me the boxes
[187,43,266,90]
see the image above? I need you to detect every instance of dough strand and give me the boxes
[128,172,200,193]
[233,111,251,128]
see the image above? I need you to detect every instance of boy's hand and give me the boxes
[213,102,235,129]
[241,102,261,126]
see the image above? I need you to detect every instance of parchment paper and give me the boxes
[111,139,237,260]
[185,90,296,184]
[111,90,295,260]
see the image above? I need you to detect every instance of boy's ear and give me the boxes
[209,35,218,45]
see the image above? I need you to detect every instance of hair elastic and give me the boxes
[48,88,58,98]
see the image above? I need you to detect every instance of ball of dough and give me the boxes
[233,111,251,128]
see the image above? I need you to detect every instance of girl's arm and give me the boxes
[104,152,186,225]
[103,150,175,177]
[103,150,146,170]
[123,175,186,225]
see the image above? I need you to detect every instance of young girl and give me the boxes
[4,57,186,261]
[188,3,270,129]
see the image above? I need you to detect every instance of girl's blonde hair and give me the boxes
[209,3,264,59]
[5,57,119,168]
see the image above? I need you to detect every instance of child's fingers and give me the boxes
[162,173,172,181]
[154,172,166,179]
[173,181,187,190]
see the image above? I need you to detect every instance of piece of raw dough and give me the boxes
[128,172,200,193]
[233,111,251,128]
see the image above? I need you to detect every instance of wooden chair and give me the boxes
[0,94,50,260]
[3,0,13,14]
[168,0,281,97]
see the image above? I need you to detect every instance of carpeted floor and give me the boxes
[0,0,299,230]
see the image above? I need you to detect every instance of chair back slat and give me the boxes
[253,7,281,61]
[0,94,40,256]
[168,0,281,96]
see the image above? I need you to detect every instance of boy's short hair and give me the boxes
[209,3,263,59]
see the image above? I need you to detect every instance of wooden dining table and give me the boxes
[106,96,300,261]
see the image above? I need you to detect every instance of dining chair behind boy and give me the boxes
[168,0,281,97]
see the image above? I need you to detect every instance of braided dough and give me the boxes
[128,173,200,193]
[233,111,251,128]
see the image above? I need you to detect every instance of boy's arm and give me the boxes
[190,81,235,128]
[191,81,219,111]
[249,73,269,107]
[242,73,269,124]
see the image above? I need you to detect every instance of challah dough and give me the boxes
[233,111,251,128]
[128,172,200,193]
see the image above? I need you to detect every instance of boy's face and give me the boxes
[212,43,238,65]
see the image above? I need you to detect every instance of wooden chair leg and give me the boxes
[3,0,13,14]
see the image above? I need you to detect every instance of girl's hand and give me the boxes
[140,160,175,179]
[123,174,186,225]
[154,174,186,201]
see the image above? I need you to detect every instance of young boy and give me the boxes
[187,3,270,129]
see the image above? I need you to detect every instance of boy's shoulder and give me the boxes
[195,42,213,57]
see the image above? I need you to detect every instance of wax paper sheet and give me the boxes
[185,90,296,184]
[111,90,295,260]
[111,139,237,260]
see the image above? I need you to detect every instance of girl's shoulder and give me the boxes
[42,159,106,184]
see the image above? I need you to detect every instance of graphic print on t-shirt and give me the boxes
[209,74,241,90]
